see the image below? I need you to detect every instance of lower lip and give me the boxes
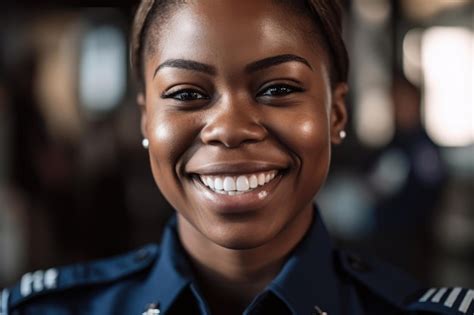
[191,173,284,214]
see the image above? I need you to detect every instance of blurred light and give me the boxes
[436,210,473,254]
[355,88,394,147]
[318,175,375,240]
[403,28,423,85]
[369,149,410,196]
[401,0,471,21]
[441,145,474,177]
[413,142,444,184]
[354,0,391,25]
[422,27,474,147]
[79,25,126,115]
[34,15,82,143]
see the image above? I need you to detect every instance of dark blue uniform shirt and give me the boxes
[1,208,472,314]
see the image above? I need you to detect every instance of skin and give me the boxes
[138,1,348,313]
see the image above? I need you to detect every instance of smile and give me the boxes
[198,170,278,195]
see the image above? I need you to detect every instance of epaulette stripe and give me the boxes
[8,244,159,310]
[0,289,9,315]
[432,288,448,303]
[445,288,463,308]
[419,288,437,302]
[19,268,59,299]
[459,289,473,313]
[410,287,474,314]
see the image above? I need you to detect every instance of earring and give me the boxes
[142,138,149,149]
[339,130,347,140]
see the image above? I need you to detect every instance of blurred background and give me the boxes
[0,0,472,288]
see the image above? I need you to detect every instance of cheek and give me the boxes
[296,117,329,152]
[146,109,200,177]
[146,109,203,214]
[150,118,180,162]
[266,105,331,198]
[268,108,330,159]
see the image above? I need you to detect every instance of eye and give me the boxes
[162,88,209,101]
[257,84,304,97]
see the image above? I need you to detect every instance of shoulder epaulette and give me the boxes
[337,251,473,314]
[337,250,422,309]
[407,287,474,314]
[1,244,159,313]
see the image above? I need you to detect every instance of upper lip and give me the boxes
[187,161,288,175]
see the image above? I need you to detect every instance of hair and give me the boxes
[130,0,349,90]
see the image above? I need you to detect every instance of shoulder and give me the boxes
[336,250,473,315]
[0,244,160,315]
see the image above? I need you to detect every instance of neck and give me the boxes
[177,206,314,314]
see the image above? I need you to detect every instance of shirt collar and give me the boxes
[148,206,342,315]
[267,206,342,315]
[145,216,194,314]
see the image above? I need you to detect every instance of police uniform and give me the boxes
[1,208,472,315]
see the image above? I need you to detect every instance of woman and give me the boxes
[1,1,469,314]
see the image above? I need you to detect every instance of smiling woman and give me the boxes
[136,1,348,261]
[1,1,471,315]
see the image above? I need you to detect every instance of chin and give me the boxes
[202,218,282,250]
[211,234,270,251]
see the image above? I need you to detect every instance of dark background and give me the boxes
[0,0,473,288]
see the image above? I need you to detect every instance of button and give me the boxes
[347,254,371,272]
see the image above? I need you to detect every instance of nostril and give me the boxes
[200,122,267,148]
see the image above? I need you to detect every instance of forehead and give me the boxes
[145,0,325,72]
[156,0,310,33]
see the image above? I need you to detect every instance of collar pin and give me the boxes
[313,305,328,315]
[142,303,160,315]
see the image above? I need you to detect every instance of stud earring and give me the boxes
[339,130,347,140]
[142,138,149,149]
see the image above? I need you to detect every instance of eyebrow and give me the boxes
[245,54,313,73]
[154,59,216,78]
[153,54,312,78]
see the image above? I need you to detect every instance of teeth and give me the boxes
[249,175,258,189]
[198,170,279,195]
[236,176,249,191]
[208,177,215,189]
[214,177,223,190]
[223,177,236,191]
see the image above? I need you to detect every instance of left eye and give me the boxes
[257,84,303,97]
[163,89,209,101]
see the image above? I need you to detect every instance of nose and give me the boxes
[200,95,267,148]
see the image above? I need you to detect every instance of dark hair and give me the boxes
[130,0,349,89]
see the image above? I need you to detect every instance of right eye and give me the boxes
[162,88,209,102]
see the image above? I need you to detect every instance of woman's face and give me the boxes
[141,0,347,249]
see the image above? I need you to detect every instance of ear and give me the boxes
[330,82,349,145]
[137,92,148,139]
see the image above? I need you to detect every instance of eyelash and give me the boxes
[257,84,304,98]
[162,89,210,102]
[162,84,304,102]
